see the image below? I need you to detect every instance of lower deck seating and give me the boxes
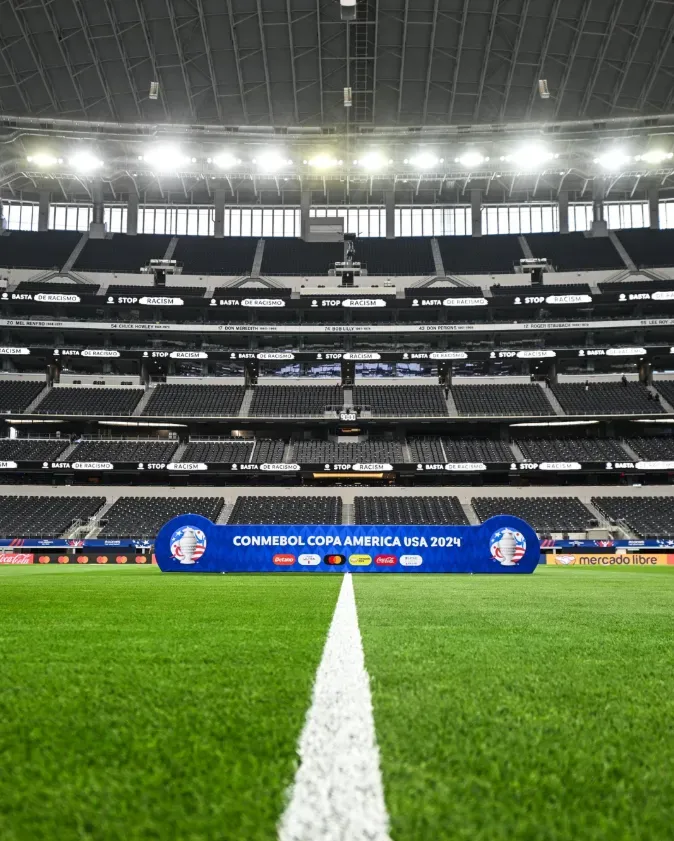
[0,380,46,413]
[592,496,674,538]
[0,495,105,537]
[627,437,674,460]
[442,438,513,462]
[472,496,594,532]
[228,495,342,525]
[354,496,468,525]
[99,496,224,538]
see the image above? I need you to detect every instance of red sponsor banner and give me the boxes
[273,554,296,566]
[0,553,33,565]
[374,554,397,566]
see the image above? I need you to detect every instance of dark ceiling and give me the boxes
[1,0,674,130]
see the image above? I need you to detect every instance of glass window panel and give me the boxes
[53,206,67,230]
[262,208,273,236]
[273,209,284,236]
[508,206,521,234]
[606,204,620,229]
[357,208,367,237]
[497,206,508,234]
[422,208,433,236]
[295,208,301,234]
[241,208,252,236]
[432,208,443,236]
[153,208,165,234]
[175,208,187,235]
[251,208,262,236]
[345,208,355,234]
[411,208,422,236]
[231,208,241,236]
[185,208,198,235]
[542,205,554,232]
[394,209,401,237]
[400,208,412,237]
[7,204,20,229]
[370,208,381,237]
[284,208,295,237]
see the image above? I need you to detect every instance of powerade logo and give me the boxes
[349,554,372,567]
[170,526,206,565]
[489,528,526,566]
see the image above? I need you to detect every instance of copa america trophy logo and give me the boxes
[489,527,526,566]
[170,526,207,565]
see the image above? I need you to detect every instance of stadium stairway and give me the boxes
[63,232,89,272]
[652,385,674,414]
[24,384,50,414]
[133,388,154,416]
[283,441,296,463]
[217,503,233,524]
[343,387,354,409]
[620,439,641,461]
[84,498,119,538]
[239,388,254,417]
[402,439,413,462]
[56,441,79,462]
[252,239,265,276]
[171,442,188,463]
[461,502,481,525]
[509,440,526,462]
[541,384,565,416]
[430,238,445,275]
[446,390,459,416]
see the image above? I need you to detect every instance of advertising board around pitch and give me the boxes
[155,515,540,574]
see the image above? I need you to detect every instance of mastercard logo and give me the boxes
[135,556,148,564]
[273,554,296,566]
[349,554,372,567]
[96,556,109,564]
[324,554,346,566]
[57,555,69,564]
[115,555,128,564]
[77,556,89,564]
[38,555,50,564]
[375,554,398,566]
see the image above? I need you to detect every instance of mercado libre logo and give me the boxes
[170,526,207,565]
[489,527,526,566]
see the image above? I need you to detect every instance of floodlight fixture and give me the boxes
[26,153,61,168]
[142,145,191,172]
[211,152,241,169]
[407,153,444,169]
[594,150,631,170]
[357,152,389,171]
[254,152,292,172]
[340,0,356,20]
[636,150,673,165]
[69,151,103,174]
[502,146,555,168]
[457,152,488,169]
[308,154,340,170]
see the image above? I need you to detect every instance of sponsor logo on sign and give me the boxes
[273,554,296,566]
[167,462,208,471]
[73,462,114,470]
[170,351,208,359]
[298,553,321,566]
[349,554,372,566]
[373,554,397,566]
[324,554,346,565]
[489,528,526,566]
[0,347,30,355]
[0,553,33,564]
[554,554,577,566]
[399,554,422,567]
[170,526,207,565]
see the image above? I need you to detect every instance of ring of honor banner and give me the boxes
[155,515,540,574]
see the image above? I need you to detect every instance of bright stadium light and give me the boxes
[142,145,191,172]
[594,150,631,170]
[406,153,443,169]
[635,150,673,165]
[69,152,103,173]
[308,154,340,170]
[502,146,555,168]
[26,153,62,168]
[210,152,241,169]
[456,152,488,168]
[253,152,291,173]
[356,152,390,171]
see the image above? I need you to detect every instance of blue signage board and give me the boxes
[155,515,540,574]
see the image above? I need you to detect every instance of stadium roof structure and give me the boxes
[3,0,674,205]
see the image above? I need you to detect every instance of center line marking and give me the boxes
[278,572,392,841]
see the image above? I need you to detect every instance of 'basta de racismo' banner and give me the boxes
[155,515,540,574]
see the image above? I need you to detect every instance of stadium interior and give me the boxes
[2,1,674,838]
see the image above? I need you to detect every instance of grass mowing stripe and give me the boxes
[279,573,391,841]
[0,566,342,841]
[355,568,674,841]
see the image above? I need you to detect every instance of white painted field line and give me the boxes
[278,573,392,841]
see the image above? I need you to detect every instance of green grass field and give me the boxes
[1,566,673,841]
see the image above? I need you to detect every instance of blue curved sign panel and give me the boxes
[155,515,540,574]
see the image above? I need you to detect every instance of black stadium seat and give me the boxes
[294,439,404,464]
[228,495,341,525]
[173,236,258,276]
[526,232,622,272]
[551,382,664,415]
[352,385,447,417]
[438,235,523,275]
[0,495,105,537]
[0,380,46,413]
[354,496,468,525]
[592,496,674,538]
[142,384,245,417]
[250,386,343,417]
[74,234,173,273]
[354,238,435,276]
[0,231,81,270]
[0,438,69,461]
[34,387,144,416]
[68,440,178,463]
[452,384,554,416]
[473,496,594,532]
[262,239,345,275]
[99,496,224,538]
[517,438,629,462]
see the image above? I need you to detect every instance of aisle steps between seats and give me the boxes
[24,385,50,414]
[133,388,155,416]
[540,384,565,416]
[238,388,254,417]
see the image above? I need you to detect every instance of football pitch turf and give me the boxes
[1,566,673,841]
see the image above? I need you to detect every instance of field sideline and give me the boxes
[1,566,673,841]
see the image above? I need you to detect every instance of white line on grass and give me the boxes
[278,573,392,841]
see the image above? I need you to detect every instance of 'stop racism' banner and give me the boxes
[155,515,540,574]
